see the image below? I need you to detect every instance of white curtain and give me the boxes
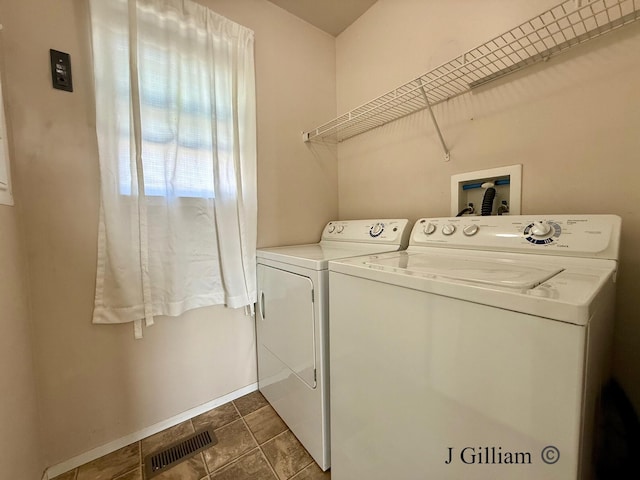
[89,0,257,338]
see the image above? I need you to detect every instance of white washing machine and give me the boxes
[329,215,621,480]
[256,219,411,470]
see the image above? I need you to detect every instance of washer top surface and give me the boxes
[329,215,621,325]
[257,219,410,271]
[367,253,564,289]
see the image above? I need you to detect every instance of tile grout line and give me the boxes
[241,404,290,448]
[204,415,251,477]
[202,420,264,477]
[190,418,212,478]
[256,427,290,447]
[235,399,315,480]
[196,404,263,477]
[112,466,140,480]
[199,451,210,478]
[232,399,281,480]
[253,417,321,478]
[243,403,271,419]
[292,460,316,480]
[288,460,316,480]
[207,446,263,476]
[260,434,316,480]
[110,442,141,480]
[188,417,210,480]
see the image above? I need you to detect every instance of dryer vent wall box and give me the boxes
[451,165,522,216]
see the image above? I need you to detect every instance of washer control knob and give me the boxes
[442,224,456,236]
[328,225,336,233]
[530,221,552,237]
[337,225,345,233]
[463,224,479,237]
[423,223,436,235]
[370,222,385,237]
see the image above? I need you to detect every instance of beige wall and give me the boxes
[0,0,336,469]
[337,0,640,410]
[208,1,338,247]
[0,206,43,478]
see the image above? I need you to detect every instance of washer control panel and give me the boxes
[322,219,411,246]
[463,224,479,237]
[410,215,621,259]
[523,220,561,245]
[442,224,456,236]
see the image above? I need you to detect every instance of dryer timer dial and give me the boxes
[370,223,385,237]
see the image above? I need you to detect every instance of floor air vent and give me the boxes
[144,426,217,478]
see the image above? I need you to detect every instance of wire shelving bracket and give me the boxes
[302,0,640,161]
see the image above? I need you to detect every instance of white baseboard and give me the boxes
[44,383,258,478]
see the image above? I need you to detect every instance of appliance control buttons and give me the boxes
[463,224,479,236]
[328,225,336,233]
[524,221,562,245]
[530,221,552,237]
[423,223,436,235]
[442,224,456,236]
[337,225,345,233]
[370,222,385,237]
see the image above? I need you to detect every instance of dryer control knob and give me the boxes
[463,225,479,236]
[328,225,336,233]
[423,223,436,235]
[530,221,552,237]
[442,224,456,236]
[337,225,345,233]
[370,223,384,237]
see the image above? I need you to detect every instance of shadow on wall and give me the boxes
[596,379,640,478]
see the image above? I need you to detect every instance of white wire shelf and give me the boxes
[302,0,640,148]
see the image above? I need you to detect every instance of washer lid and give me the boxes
[329,250,617,325]
[366,254,563,289]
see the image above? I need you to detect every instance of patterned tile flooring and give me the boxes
[52,391,330,480]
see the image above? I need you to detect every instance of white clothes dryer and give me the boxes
[256,219,411,470]
[329,215,621,480]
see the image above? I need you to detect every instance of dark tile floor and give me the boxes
[52,391,330,480]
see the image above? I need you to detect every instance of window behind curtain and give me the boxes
[89,0,257,338]
[117,40,219,198]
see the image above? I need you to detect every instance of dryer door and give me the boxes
[257,264,317,388]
